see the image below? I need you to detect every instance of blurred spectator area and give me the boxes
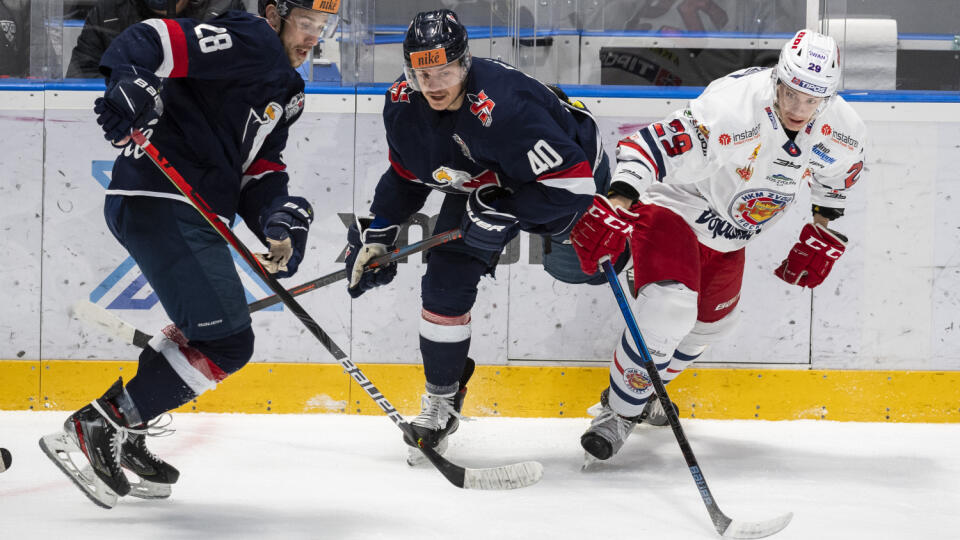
[15,0,960,90]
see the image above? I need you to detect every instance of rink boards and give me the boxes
[1,83,959,421]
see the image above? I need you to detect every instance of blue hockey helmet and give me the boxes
[258,0,340,37]
[402,9,471,92]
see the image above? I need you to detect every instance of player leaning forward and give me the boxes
[571,30,867,461]
[40,0,339,507]
[345,10,615,464]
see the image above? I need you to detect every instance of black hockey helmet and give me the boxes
[402,10,471,92]
[143,0,181,18]
[258,0,340,37]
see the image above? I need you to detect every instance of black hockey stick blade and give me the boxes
[601,259,791,538]
[246,228,462,313]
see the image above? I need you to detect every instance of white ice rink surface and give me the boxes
[1,411,958,540]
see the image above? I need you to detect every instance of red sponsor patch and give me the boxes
[821,124,832,136]
[718,133,732,145]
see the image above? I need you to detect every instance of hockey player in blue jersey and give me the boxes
[344,9,618,465]
[40,0,340,508]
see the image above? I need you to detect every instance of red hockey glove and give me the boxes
[774,223,848,288]
[570,195,639,275]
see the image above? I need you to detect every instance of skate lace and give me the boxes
[126,413,176,438]
[126,414,175,462]
[411,394,461,431]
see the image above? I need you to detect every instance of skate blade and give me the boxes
[581,451,601,471]
[39,432,119,509]
[127,477,173,499]
[84,464,173,500]
[406,438,449,467]
[586,401,603,417]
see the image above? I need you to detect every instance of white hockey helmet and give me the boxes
[776,30,841,98]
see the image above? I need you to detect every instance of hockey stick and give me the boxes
[600,258,792,538]
[73,229,461,349]
[246,228,462,313]
[128,130,542,490]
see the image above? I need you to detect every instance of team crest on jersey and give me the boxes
[782,140,801,157]
[389,80,412,103]
[284,92,305,120]
[735,143,762,181]
[728,189,794,230]
[452,133,474,162]
[431,167,499,191]
[622,368,651,393]
[467,90,495,127]
[1,20,15,43]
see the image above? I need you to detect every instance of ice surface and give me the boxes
[1,411,957,539]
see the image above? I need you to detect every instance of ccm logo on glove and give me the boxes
[774,222,847,289]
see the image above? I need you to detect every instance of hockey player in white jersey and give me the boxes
[570,29,867,461]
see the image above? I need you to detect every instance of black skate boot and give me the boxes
[120,415,179,499]
[122,432,180,485]
[404,357,475,465]
[39,378,132,508]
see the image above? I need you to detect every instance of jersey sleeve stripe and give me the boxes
[388,151,418,180]
[143,18,189,77]
[617,138,660,180]
[536,161,596,195]
[637,129,667,181]
[163,19,189,77]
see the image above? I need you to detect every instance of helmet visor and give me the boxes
[284,9,339,38]
[404,51,469,92]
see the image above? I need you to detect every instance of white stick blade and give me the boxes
[463,461,543,490]
[722,512,793,539]
[72,300,137,345]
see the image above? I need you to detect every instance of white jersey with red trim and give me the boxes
[613,67,867,252]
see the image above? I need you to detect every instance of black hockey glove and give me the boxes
[94,64,163,144]
[460,184,519,252]
[344,217,400,299]
[255,196,313,279]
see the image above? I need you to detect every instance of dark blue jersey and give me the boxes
[370,58,604,237]
[100,11,305,229]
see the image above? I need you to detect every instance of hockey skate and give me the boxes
[120,413,179,499]
[405,357,475,466]
[39,378,132,508]
[586,387,678,427]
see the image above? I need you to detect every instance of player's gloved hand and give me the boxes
[254,196,313,279]
[345,217,400,298]
[94,64,164,144]
[570,195,639,275]
[774,223,847,288]
[461,184,518,252]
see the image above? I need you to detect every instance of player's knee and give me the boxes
[192,326,256,376]
[632,281,699,342]
[421,251,485,315]
[680,308,740,352]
